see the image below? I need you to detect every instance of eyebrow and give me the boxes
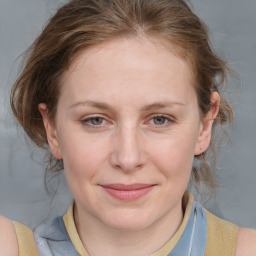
[140,102,185,111]
[68,100,185,111]
[69,100,112,110]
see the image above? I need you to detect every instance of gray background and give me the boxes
[0,0,256,229]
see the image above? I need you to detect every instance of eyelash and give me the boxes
[81,116,107,128]
[80,114,174,129]
[148,114,173,127]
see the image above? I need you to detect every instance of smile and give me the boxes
[101,183,155,200]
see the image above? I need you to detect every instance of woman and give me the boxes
[1,0,256,255]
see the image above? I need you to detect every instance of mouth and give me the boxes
[100,183,155,200]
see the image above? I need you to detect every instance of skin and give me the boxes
[39,36,219,255]
[0,216,18,256]
[0,35,247,256]
[236,228,256,255]
[0,218,255,256]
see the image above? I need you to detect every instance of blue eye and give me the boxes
[89,117,104,125]
[153,116,167,125]
[149,115,172,126]
[81,116,106,127]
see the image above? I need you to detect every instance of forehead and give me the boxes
[66,36,193,76]
[59,36,196,107]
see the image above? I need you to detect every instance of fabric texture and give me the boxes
[205,209,238,256]
[14,192,238,256]
[13,221,39,256]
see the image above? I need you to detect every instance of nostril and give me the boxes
[109,128,146,172]
[109,146,146,172]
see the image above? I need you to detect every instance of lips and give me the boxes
[101,183,155,200]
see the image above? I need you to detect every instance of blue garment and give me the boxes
[33,201,207,256]
[34,217,79,256]
[168,201,207,256]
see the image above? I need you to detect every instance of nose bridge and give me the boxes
[110,123,145,171]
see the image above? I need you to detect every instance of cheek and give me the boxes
[147,131,197,177]
[58,129,109,179]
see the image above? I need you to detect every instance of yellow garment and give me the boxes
[63,201,89,256]
[152,191,193,255]
[13,221,39,256]
[14,192,238,256]
[63,193,194,256]
[205,209,238,256]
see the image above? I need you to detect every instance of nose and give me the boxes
[109,126,146,172]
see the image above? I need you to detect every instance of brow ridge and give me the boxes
[69,100,185,111]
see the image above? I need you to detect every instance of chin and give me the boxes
[100,209,156,231]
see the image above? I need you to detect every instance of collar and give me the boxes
[63,192,194,256]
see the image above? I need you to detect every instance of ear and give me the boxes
[194,92,220,155]
[38,103,62,159]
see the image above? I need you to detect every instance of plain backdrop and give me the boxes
[0,0,256,229]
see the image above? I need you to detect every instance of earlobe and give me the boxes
[38,103,62,159]
[194,92,220,155]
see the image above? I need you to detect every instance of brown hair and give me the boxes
[11,0,233,192]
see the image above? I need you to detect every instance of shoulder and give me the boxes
[0,216,19,256]
[235,227,256,256]
[204,209,238,256]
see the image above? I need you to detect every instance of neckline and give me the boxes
[63,191,194,256]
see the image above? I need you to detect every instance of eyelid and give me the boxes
[148,113,174,120]
[80,114,110,128]
[146,114,174,127]
[79,113,174,129]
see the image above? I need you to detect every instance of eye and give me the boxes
[89,117,104,125]
[152,116,167,125]
[81,116,107,127]
[148,115,173,127]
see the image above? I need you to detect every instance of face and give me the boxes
[40,36,218,232]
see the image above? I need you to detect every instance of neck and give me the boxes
[74,201,184,256]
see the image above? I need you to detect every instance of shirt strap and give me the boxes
[152,191,194,256]
[205,209,238,256]
[13,221,39,256]
[63,201,89,256]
